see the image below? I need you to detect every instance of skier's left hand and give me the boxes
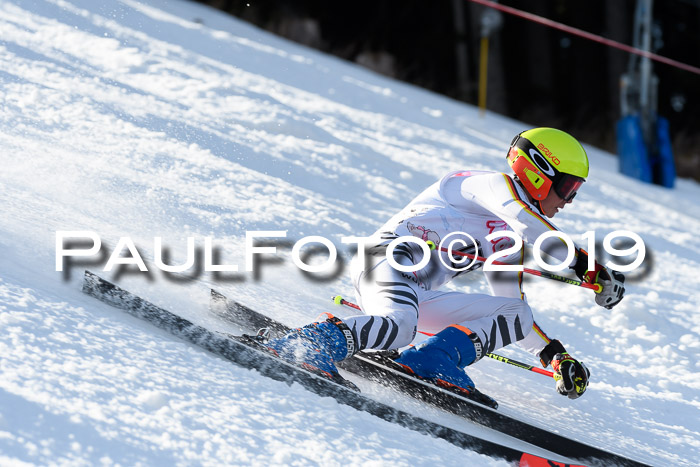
[572,251,626,309]
[584,263,625,309]
[552,353,590,399]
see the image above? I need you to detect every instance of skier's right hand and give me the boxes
[552,353,590,399]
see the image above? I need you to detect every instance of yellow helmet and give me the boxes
[507,128,589,201]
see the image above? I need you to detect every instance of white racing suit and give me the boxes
[342,170,579,361]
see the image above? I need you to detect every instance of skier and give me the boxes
[266,127,626,401]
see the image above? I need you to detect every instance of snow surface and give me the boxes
[1,0,699,465]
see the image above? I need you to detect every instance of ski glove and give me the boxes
[552,353,590,399]
[539,339,590,399]
[572,250,626,309]
[586,265,626,309]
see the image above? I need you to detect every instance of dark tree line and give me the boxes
[195,0,700,181]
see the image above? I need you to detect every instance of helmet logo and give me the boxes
[537,143,561,165]
[528,148,555,176]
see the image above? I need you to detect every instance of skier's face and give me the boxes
[540,189,573,218]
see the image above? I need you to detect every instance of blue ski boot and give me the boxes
[264,314,357,386]
[394,325,497,408]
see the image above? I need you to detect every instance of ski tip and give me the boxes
[519,452,587,467]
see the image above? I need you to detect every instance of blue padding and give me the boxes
[616,115,652,183]
[653,116,676,188]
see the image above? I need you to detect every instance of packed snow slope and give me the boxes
[1,0,699,465]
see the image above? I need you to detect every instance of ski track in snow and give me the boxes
[0,0,699,465]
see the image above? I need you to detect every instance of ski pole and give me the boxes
[333,295,554,378]
[484,353,554,377]
[428,242,603,293]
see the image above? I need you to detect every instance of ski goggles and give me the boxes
[553,174,584,202]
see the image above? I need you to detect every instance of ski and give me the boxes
[80,271,644,466]
[80,271,551,465]
[209,288,646,467]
